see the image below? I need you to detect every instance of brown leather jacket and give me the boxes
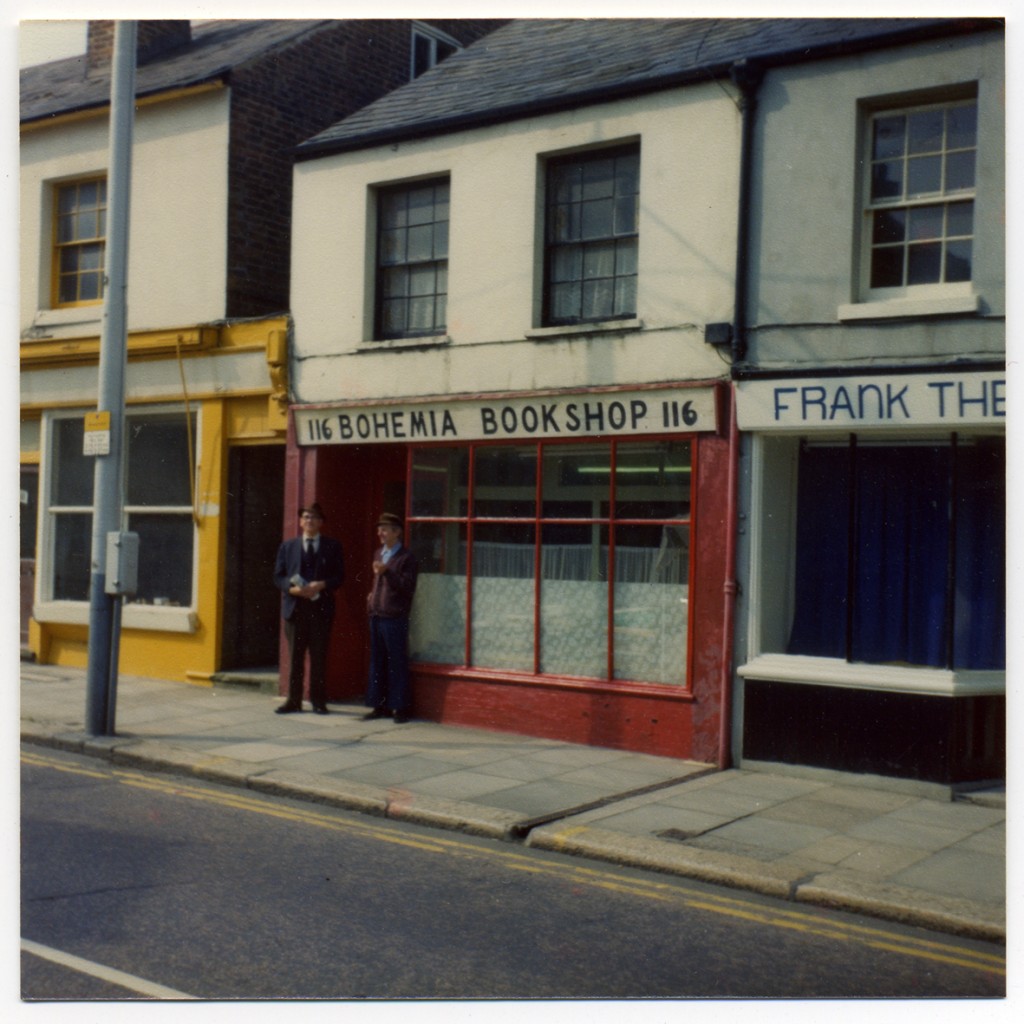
[366,545,418,618]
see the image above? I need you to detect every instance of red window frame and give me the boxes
[404,434,698,690]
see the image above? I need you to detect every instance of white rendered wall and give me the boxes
[751,33,1004,336]
[20,88,231,341]
[291,85,740,405]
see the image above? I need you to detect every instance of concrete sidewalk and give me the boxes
[19,661,1005,943]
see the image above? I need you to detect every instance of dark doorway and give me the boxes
[222,445,285,669]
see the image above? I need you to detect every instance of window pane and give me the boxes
[411,448,468,517]
[550,282,579,321]
[381,193,408,229]
[945,150,976,192]
[408,264,436,296]
[614,195,637,235]
[872,115,906,160]
[871,160,904,201]
[614,275,637,316]
[615,441,691,518]
[542,443,610,516]
[126,415,195,506]
[380,228,406,265]
[946,103,977,149]
[613,521,689,684]
[908,204,943,241]
[382,266,408,298]
[552,246,582,283]
[581,157,615,199]
[53,512,92,600]
[407,296,435,331]
[582,242,615,279]
[128,513,194,606]
[870,247,904,289]
[53,418,93,506]
[382,299,406,334]
[406,224,434,262]
[78,272,101,301]
[409,522,467,664]
[907,109,944,154]
[615,238,638,276]
[945,239,972,282]
[907,154,941,197]
[407,187,437,225]
[433,219,449,259]
[872,209,905,245]
[471,522,535,671]
[581,198,613,240]
[540,522,608,678]
[582,278,613,320]
[907,242,942,284]
[473,445,536,517]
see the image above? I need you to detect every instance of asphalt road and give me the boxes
[20,744,1005,1001]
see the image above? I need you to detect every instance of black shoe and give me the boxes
[313,704,329,715]
[361,708,388,721]
[393,711,410,724]
[275,703,302,714]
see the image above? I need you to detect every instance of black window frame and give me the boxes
[542,143,640,328]
[374,177,450,341]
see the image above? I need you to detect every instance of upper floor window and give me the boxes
[543,145,639,327]
[863,98,977,298]
[376,179,449,340]
[411,23,460,79]
[53,177,107,307]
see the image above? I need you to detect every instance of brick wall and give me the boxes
[225,19,507,316]
[87,20,192,72]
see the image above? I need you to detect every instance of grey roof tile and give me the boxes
[20,20,332,123]
[297,17,998,158]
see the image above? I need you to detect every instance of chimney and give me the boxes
[87,20,192,73]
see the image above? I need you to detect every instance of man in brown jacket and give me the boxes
[362,512,419,723]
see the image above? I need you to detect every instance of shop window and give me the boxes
[44,410,197,607]
[53,177,107,307]
[543,145,639,326]
[782,435,1004,670]
[375,178,449,339]
[408,438,692,686]
[861,97,977,300]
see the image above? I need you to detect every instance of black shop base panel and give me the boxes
[741,680,1004,786]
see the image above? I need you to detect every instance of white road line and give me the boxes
[21,938,196,1000]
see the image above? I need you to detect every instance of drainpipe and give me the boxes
[717,57,764,769]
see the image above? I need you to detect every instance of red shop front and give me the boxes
[281,382,735,762]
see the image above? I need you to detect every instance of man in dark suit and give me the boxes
[273,502,345,714]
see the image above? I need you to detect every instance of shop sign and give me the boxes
[736,371,1005,431]
[295,387,718,446]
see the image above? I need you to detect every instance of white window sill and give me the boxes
[737,653,1004,697]
[357,334,451,351]
[525,318,643,340]
[35,600,198,634]
[29,307,103,331]
[837,292,980,322]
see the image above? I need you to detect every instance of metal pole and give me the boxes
[86,21,136,736]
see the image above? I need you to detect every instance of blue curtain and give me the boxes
[787,446,849,658]
[788,438,1005,671]
[954,440,1005,669]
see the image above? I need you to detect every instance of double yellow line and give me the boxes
[22,749,1005,979]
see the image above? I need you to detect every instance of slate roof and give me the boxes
[297,16,1000,159]
[20,20,335,124]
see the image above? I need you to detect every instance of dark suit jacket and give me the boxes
[274,534,345,621]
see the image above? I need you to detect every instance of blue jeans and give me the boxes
[366,615,411,713]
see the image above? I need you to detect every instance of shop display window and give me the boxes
[760,434,1004,671]
[43,410,197,608]
[408,438,693,686]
